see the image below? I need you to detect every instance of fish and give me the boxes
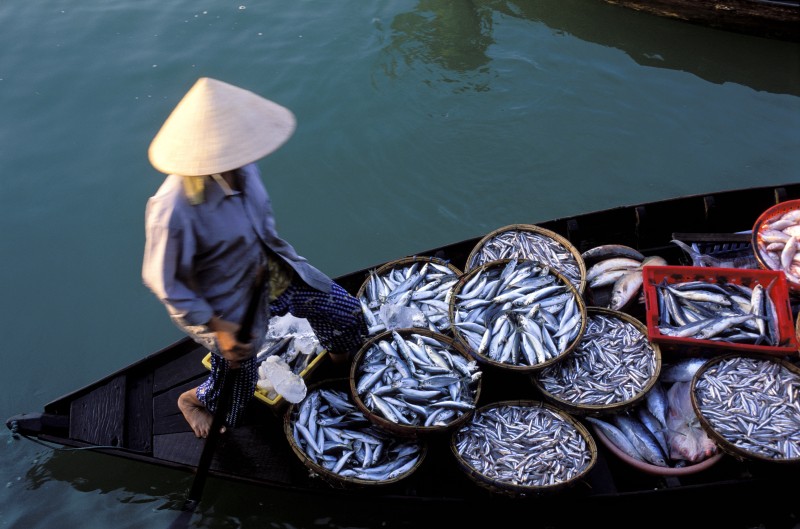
[534,312,658,408]
[581,244,646,262]
[586,257,643,283]
[359,258,459,336]
[608,269,644,311]
[455,404,594,487]
[666,382,718,463]
[468,227,584,291]
[452,259,584,368]
[694,356,800,461]
[613,414,669,467]
[654,277,779,346]
[290,386,424,481]
[660,357,708,383]
[352,330,481,428]
[645,381,669,429]
[755,207,800,287]
[585,416,644,462]
[637,406,670,457]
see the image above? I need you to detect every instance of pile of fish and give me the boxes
[289,386,425,482]
[453,403,594,488]
[755,205,800,288]
[582,244,667,311]
[652,277,782,346]
[467,226,584,292]
[586,357,718,468]
[359,258,460,335]
[451,258,585,368]
[534,310,659,409]
[353,330,481,429]
[694,355,800,461]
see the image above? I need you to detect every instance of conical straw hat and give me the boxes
[148,77,296,176]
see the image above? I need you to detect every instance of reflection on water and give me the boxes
[381,0,495,91]
[382,0,800,95]
[3,0,799,528]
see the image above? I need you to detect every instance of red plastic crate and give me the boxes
[642,265,798,356]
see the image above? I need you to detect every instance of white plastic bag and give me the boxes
[379,302,426,330]
[257,355,307,403]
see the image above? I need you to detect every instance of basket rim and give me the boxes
[356,255,463,300]
[448,258,588,373]
[690,352,800,465]
[531,306,662,415]
[464,223,587,294]
[449,399,598,495]
[349,328,483,437]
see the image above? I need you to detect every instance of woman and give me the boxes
[142,77,367,438]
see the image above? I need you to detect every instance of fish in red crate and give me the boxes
[642,265,798,356]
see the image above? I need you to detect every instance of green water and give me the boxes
[1,1,799,527]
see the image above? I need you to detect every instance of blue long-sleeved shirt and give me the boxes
[142,163,332,353]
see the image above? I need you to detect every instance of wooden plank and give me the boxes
[153,343,208,394]
[153,431,205,466]
[212,422,296,485]
[69,375,125,446]
[125,372,153,452]
[153,380,197,435]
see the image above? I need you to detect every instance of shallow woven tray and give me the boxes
[356,255,462,336]
[283,377,428,488]
[449,399,597,498]
[449,258,587,374]
[349,328,482,438]
[465,223,586,294]
[690,353,800,465]
[531,307,661,416]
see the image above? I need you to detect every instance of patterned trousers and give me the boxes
[196,279,367,427]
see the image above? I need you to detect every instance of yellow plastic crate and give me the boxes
[201,350,327,408]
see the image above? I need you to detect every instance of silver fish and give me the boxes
[290,387,424,481]
[454,404,593,488]
[359,258,459,335]
[453,259,585,368]
[535,312,658,408]
[468,227,583,291]
[353,331,481,428]
[694,356,800,461]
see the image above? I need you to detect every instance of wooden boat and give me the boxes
[601,0,800,42]
[7,183,800,527]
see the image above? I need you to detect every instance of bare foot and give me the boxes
[178,388,213,438]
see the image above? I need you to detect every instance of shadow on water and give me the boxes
[17,439,800,529]
[18,446,483,528]
[380,0,800,96]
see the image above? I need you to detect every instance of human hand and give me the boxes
[208,316,253,368]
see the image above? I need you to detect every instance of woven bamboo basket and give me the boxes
[283,378,427,488]
[449,258,587,374]
[450,400,597,498]
[349,328,482,439]
[531,307,662,416]
[690,353,800,466]
[752,199,800,294]
[356,255,462,336]
[465,224,586,295]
